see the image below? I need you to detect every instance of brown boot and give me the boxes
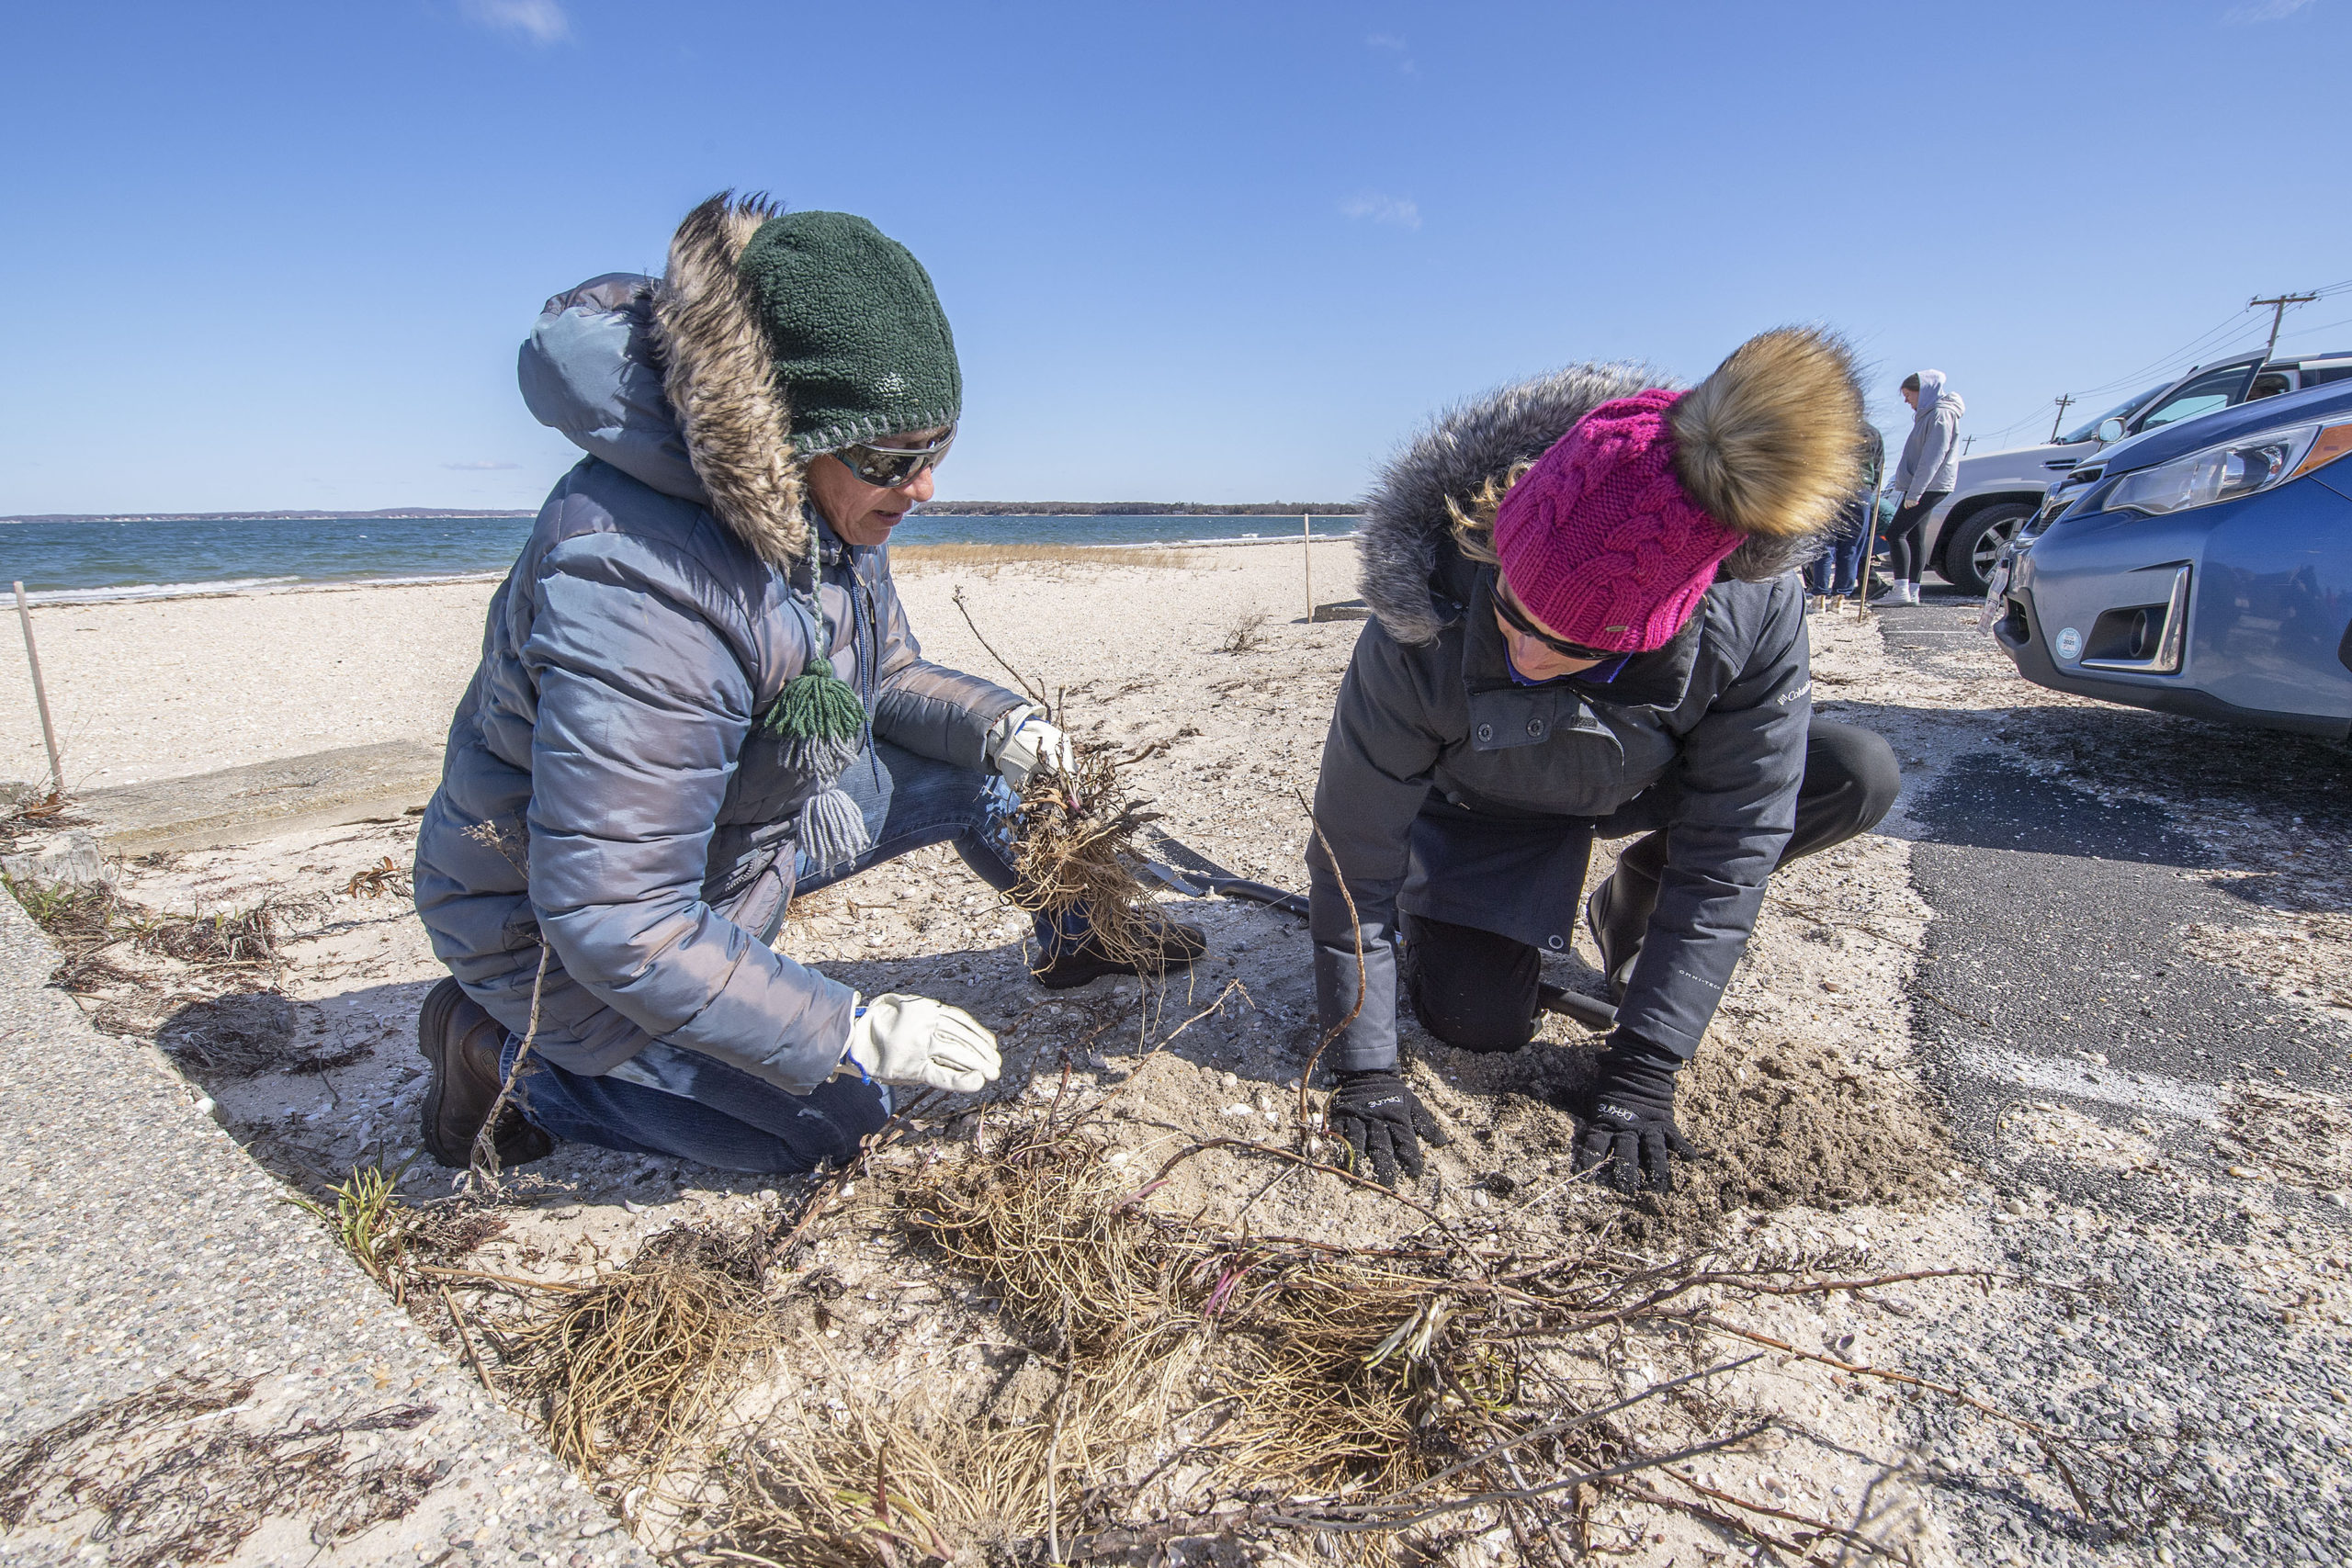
[417,976,552,1170]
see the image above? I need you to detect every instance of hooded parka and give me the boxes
[1891,369,1965,505]
[413,213,1025,1097]
[1308,367,1818,1072]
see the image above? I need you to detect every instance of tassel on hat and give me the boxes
[761,601,873,874]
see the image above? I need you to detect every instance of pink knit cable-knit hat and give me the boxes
[1493,328,1863,654]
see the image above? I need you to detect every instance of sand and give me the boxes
[0,541,1361,793]
[15,549,2347,1563]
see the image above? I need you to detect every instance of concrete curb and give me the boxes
[74,741,446,856]
[0,895,654,1567]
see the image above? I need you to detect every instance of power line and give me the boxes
[2269,310,2352,348]
[2065,310,2265,400]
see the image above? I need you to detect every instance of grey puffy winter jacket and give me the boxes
[1890,369,1965,504]
[1308,367,1816,1071]
[412,261,1023,1092]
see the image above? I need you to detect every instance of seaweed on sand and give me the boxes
[0,1374,437,1568]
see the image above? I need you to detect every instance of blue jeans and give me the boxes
[505,741,1027,1174]
[1805,497,1871,597]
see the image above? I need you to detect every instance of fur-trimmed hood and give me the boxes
[517,194,815,572]
[1358,344,1853,645]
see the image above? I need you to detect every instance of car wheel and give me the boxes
[1941,504,2036,596]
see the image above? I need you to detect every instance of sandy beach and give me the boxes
[0,540,1361,793]
[6,545,2347,1566]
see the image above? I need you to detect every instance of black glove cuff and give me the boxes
[1593,1032,1680,1120]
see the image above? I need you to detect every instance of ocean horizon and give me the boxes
[0,512,1360,605]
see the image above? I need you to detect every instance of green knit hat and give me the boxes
[734,210,962,457]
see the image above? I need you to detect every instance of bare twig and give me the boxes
[1290,786,1363,1135]
[439,1283,496,1393]
[949,585,1048,707]
[469,942,550,1187]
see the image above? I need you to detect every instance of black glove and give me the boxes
[1574,1038,1703,1195]
[1327,1069,1451,1186]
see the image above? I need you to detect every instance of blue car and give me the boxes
[1994,378,2352,739]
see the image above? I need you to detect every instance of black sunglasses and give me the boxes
[835,427,956,489]
[1492,580,1618,662]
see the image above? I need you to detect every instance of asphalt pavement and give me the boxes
[1856,588,2352,1565]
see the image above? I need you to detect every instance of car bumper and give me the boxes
[1995,559,2352,740]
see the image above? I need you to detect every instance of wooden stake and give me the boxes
[1302,513,1314,622]
[12,582,62,796]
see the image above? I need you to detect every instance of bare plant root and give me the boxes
[503,1224,779,1485]
[0,1374,437,1568]
[716,1124,1791,1564]
[945,581,1176,981]
[1008,739,1172,978]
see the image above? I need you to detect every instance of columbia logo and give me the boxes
[876,373,909,397]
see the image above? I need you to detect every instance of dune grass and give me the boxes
[889,543,1204,572]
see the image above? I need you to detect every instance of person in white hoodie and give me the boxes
[1872,369,1964,606]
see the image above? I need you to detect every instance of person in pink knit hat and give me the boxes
[1307,328,1901,1192]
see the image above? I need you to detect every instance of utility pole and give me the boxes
[2249,292,2318,360]
[1962,434,1975,456]
[2048,394,2075,443]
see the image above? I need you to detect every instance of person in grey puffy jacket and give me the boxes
[1872,369,1965,605]
[411,194,1203,1175]
[1307,331,1901,1191]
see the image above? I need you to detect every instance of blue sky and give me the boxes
[3,0,2347,514]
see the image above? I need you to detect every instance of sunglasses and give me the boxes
[1492,581,1618,662]
[837,426,956,490]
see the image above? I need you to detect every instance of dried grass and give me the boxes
[134,892,331,966]
[8,878,330,994]
[718,1126,1769,1563]
[891,543,1203,574]
[0,1374,436,1568]
[504,1224,779,1483]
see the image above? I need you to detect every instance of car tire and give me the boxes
[1940,503,2037,596]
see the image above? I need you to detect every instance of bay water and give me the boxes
[0,513,1359,604]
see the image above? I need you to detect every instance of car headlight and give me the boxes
[2104,418,2352,516]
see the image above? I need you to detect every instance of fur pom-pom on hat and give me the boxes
[1668,327,1865,541]
[1490,328,1861,654]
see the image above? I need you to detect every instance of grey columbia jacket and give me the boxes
[413,235,1023,1093]
[1891,369,1965,504]
[1308,366,1816,1072]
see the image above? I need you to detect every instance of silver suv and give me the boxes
[1918,348,2352,593]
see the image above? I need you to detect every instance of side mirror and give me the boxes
[2095,418,2126,444]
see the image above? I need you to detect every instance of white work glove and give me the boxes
[835,992,1001,1093]
[985,705,1075,789]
